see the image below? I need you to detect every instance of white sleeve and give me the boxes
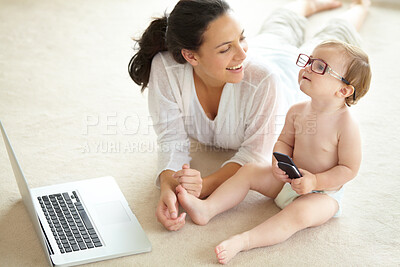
[222,73,287,166]
[147,54,191,187]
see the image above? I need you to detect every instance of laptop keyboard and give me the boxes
[38,191,102,254]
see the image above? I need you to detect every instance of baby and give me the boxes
[176,39,372,264]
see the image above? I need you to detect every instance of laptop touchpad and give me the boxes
[94,201,131,225]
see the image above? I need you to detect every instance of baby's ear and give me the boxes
[336,85,355,98]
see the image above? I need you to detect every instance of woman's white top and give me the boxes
[148,52,305,185]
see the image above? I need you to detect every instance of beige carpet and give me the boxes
[0,0,399,266]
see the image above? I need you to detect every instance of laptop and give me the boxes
[0,120,151,266]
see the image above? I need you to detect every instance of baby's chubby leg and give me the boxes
[215,193,338,264]
[177,163,281,226]
[176,164,255,226]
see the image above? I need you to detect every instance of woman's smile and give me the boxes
[226,63,243,70]
[226,63,243,73]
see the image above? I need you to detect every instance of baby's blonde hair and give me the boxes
[316,40,372,106]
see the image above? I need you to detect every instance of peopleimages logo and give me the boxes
[81,111,317,153]
[81,112,296,136]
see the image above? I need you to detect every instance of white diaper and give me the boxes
[274,183,344,217]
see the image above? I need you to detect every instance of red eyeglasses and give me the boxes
[296,54,355,101]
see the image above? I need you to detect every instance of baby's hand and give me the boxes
[173,164,202,198]
[272,162,292,184]
[290,168,317,195]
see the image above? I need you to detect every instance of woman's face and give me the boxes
[192,12,248,88]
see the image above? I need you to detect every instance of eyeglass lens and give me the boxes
[297,54,309,67]
[311,60,326,74]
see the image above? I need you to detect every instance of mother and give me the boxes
[128,0,357,231]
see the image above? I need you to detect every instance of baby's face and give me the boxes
[298,46,348,99]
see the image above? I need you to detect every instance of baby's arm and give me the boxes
[273,105,298,157]
[311,115,362,191]
[272,105,299,183]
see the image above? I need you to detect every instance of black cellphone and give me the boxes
[273,152,302,179]
[277,162,302,179]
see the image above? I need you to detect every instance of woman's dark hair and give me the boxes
[128,0,231,92]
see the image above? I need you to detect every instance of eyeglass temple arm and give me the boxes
[328,68,350,85]
[328,68,355,101]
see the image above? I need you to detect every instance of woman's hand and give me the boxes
[156,189,186,231]
[156,172,187,231]
[173,164,203,198]
[272,162,292,184]
[290,168,317,195]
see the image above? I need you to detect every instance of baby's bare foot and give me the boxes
[304,0,343,17]
[215,233,249,264]
[176,185,210,226]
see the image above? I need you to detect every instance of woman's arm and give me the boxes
[148,54,191,230]
[174,162,241,199]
